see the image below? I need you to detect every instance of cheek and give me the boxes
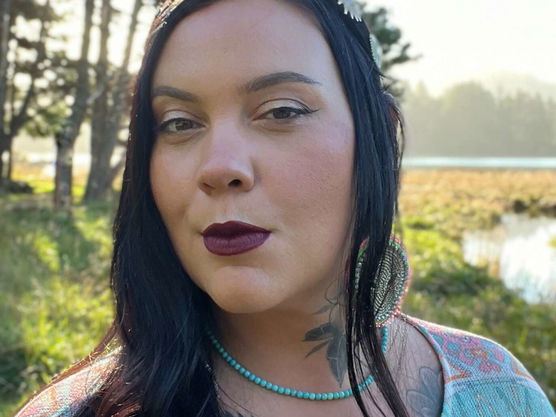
[269,121,355,240]
[150,144,187,206]
[150,145,204,285]
[149,144,194,231]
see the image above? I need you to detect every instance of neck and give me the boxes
[212,288,357,391]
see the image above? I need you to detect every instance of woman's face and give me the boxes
[150,0,355,314]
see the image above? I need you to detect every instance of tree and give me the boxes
[0,0,63,189]
[0,0,13,183]
[83,0,143,203]
[402,82,439,156]
[360,4,422,98]
[402,81,556,157]
[53,0,94,212]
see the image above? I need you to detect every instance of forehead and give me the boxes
[152,0,342,91]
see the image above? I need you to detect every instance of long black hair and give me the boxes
[64,0,408,415]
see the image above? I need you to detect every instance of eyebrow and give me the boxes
[243,71,321,93]
[151,85,200,103]
[151,71,322,103]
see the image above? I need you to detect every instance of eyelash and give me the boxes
[156,105,318,134]
[157,118,200,134]
[263,105,318,121]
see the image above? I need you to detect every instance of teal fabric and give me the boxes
[404,315,555,416]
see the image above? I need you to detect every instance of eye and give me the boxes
[157,118,201,134]
[261,105,318,121]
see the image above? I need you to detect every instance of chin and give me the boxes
[203,266,282,314]
[212,297,271,315]
[209,289,278,314]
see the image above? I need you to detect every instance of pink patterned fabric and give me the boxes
[403,315,554,416]
[14,354,118,417]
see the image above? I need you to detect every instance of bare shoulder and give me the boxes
[387,316,444,417]
[14,352,119,417]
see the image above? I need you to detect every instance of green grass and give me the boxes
[1,170,555,414]
[0,399,21,417]
[0,181,115,415]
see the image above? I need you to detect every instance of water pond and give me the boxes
[462,214,556,303]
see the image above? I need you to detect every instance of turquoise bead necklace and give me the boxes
[207,325,389,401]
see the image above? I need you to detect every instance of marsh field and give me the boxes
[1,168,555,415]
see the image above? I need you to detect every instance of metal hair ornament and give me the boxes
[337,1,383,70]
[369,33,383,69]
[337,0,363,22]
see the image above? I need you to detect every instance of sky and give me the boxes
[373,0,556,95]
[57,0,556,97]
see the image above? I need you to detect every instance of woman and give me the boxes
[15,0,555,416]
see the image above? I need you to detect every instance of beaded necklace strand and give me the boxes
[207,325,389,401]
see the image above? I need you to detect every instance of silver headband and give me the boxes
[337,0,363,21]
[337,0,383,70]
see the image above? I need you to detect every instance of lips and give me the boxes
[201,221,271,256]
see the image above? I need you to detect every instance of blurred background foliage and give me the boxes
[2,171,555,415]
[403,82,556,157]
[1,0,555,415]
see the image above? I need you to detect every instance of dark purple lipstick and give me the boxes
[201,221,271,256]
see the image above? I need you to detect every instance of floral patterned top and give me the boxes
[14,315,555,417]
[402,315,555,416]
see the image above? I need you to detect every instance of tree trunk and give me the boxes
[0,139,6,181]
[54,138,73,208]
[6,133,13,180]
[0,148,4,186]
[0,0,11,115]
[54,0,94,212]
[0,0,13,184]
[83,0,142,203]
[1,0,49,184]
[0,134,14,182]
[83,0,111,203]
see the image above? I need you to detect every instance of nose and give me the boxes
[196,121,255,195]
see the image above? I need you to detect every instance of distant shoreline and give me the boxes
[9,153,556,170]
[402,157,556,169]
